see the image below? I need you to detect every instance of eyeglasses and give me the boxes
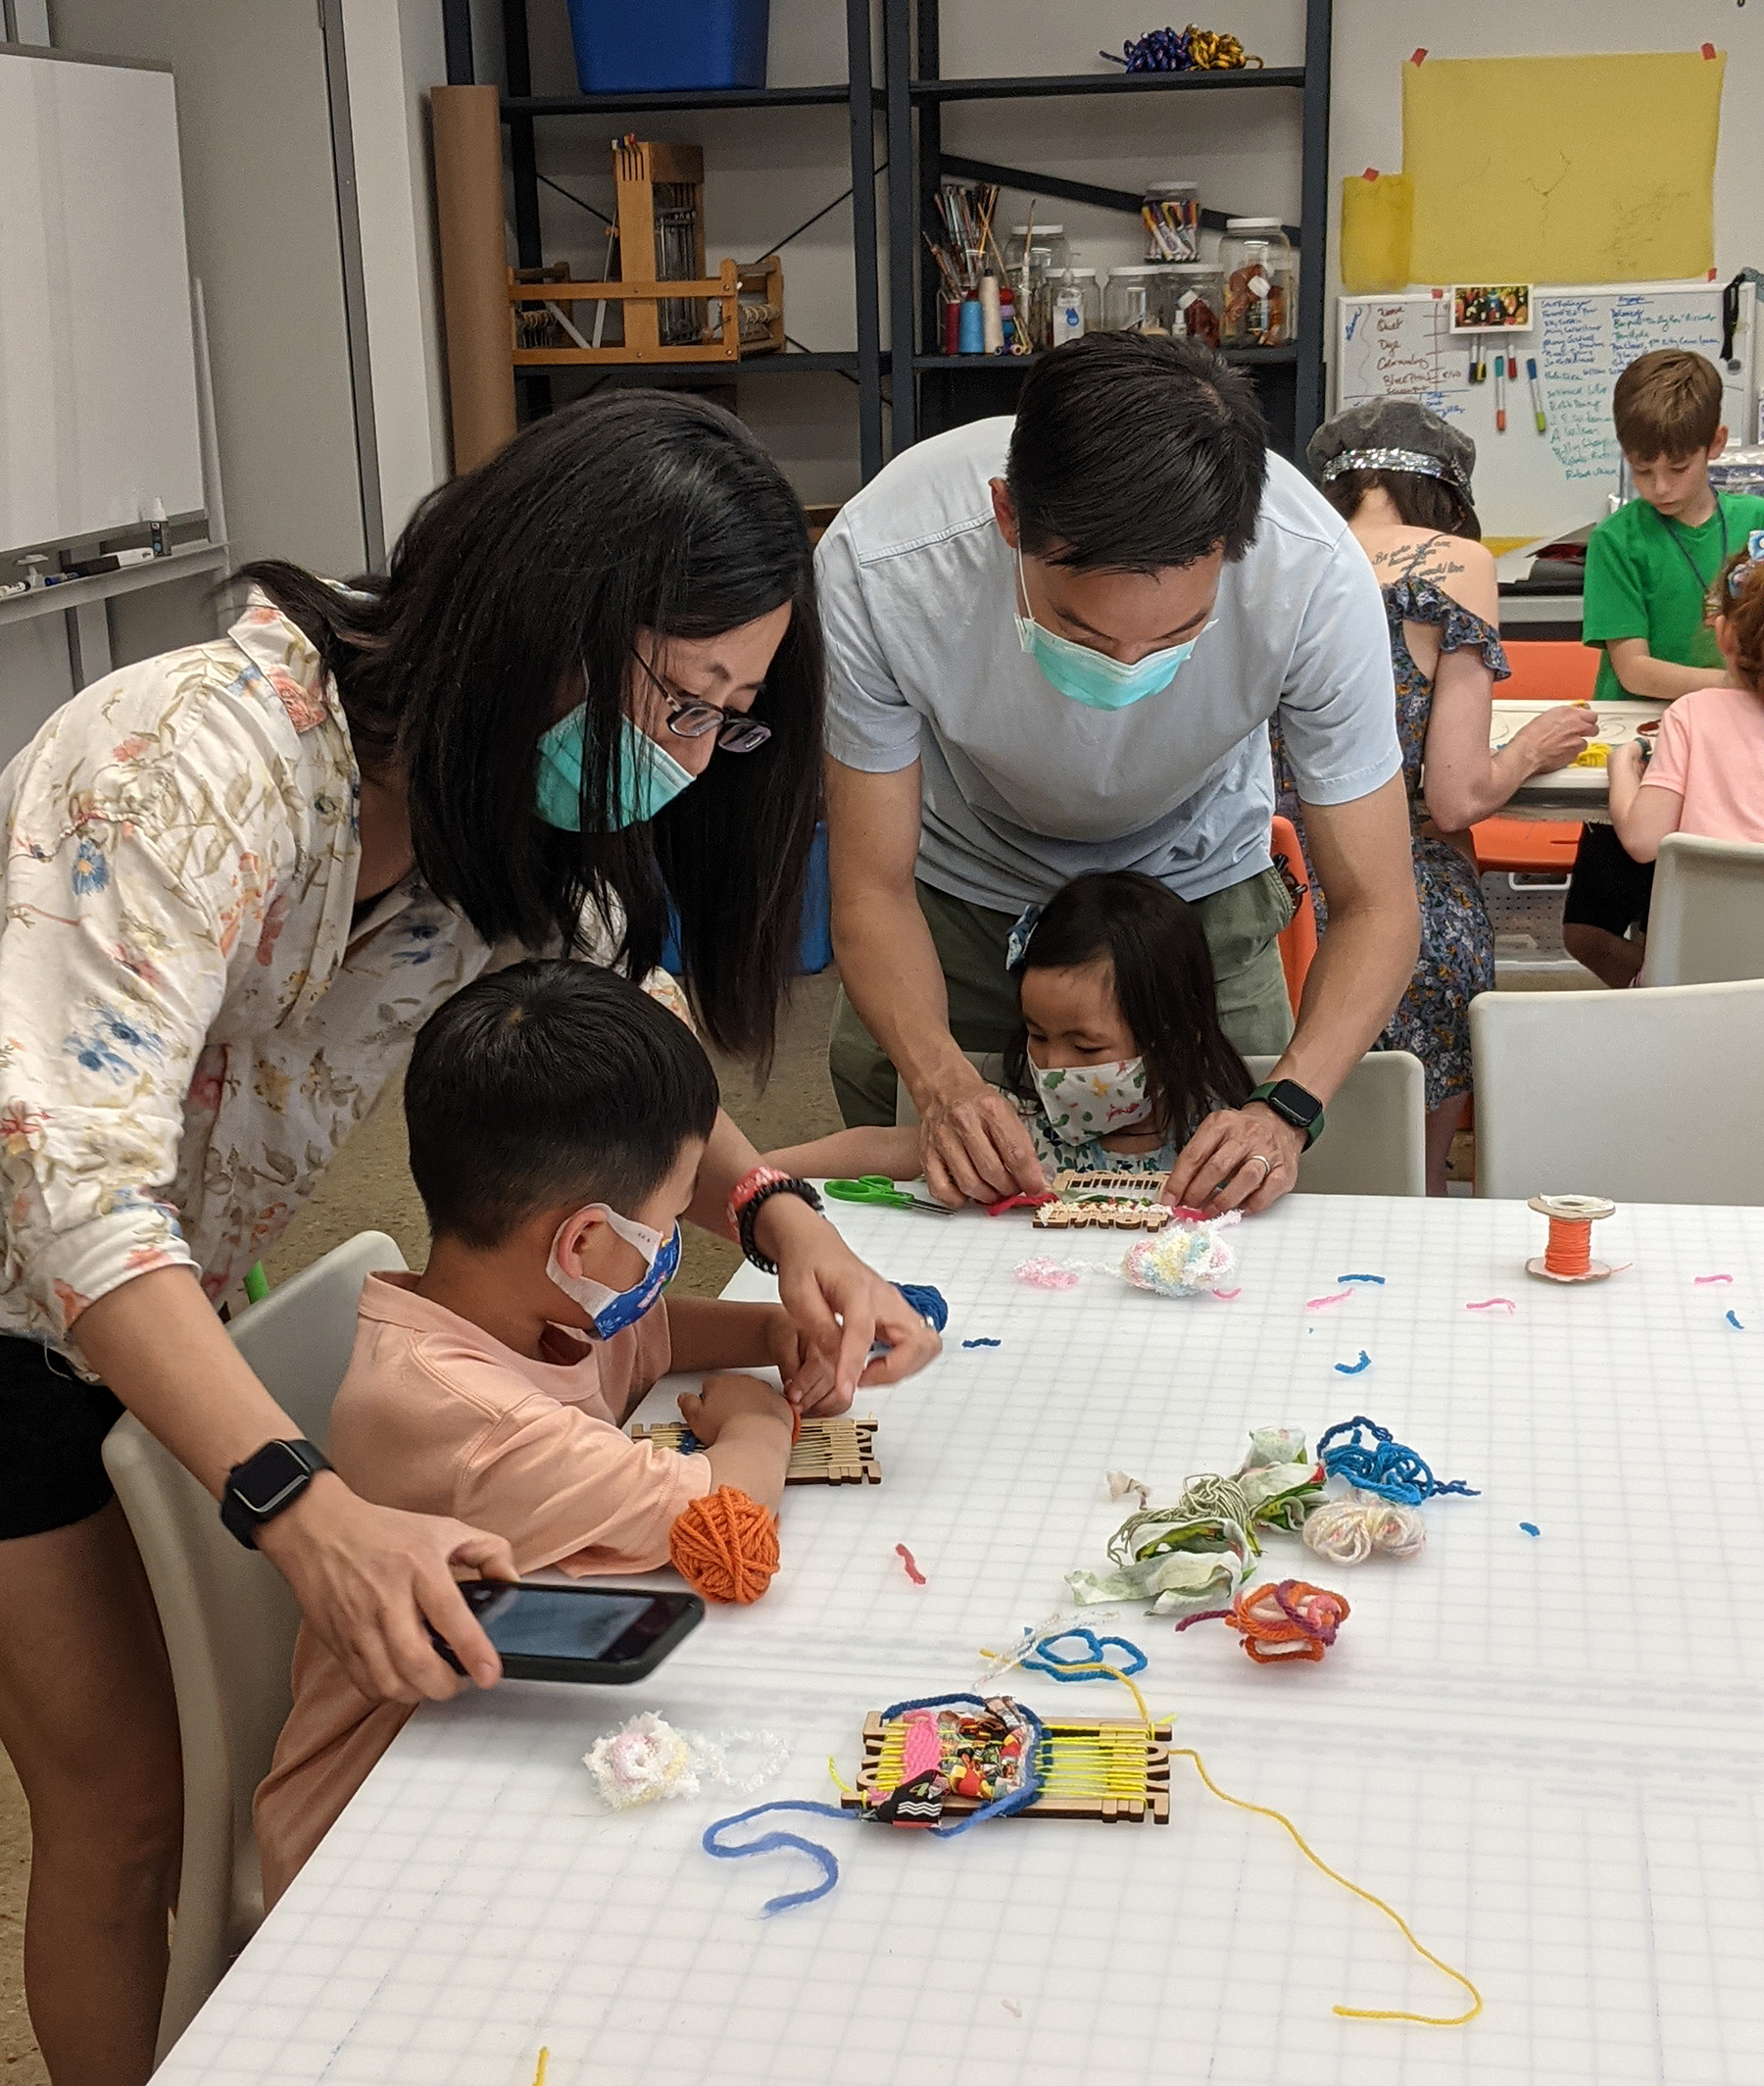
[635,653,772,753]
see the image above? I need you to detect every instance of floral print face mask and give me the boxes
[1032,1057,1154,1145]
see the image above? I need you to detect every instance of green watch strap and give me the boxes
[1248,1080,1325,1150]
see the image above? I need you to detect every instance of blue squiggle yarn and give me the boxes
[1317,1415,1479,1504]
[1020,1628,1148,1681]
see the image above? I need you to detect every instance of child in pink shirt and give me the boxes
[255,961,799,1905]
[1609,544,1764,858]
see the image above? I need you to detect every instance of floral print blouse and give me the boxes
[0,597,687,1362]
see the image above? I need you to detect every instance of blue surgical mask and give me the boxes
[534,710,696,830]
[547,1206,680,1340]
[1013,546,1212,711]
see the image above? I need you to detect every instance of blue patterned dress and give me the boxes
[1272,571,1508,1111]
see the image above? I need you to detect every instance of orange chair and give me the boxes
[1471,639,1599,875]
[1270,815,1318,1014]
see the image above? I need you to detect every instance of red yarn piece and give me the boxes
[668,1486,779,1604]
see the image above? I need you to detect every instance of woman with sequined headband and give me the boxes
[1273,400,1599,1194]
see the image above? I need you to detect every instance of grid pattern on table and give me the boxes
[164,1666,1764,2086]
[156,1195,1764,2084]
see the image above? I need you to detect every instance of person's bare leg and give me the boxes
[1563,922,1643,989]
[0,1502,181,2086]
[1425,1094,1470,1199]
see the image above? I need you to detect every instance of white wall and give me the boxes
[1327,2,1764,398]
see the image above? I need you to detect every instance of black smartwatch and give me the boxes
[1248,1078,1326,1150]
[220,1438,332,1550]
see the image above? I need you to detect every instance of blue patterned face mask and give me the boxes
[1013,547,1213,711]
[547,1207,680,1340]
[534,711,696,831]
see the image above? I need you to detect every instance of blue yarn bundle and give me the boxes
[1317,1415,1479,1506]
[894,1282,949,1334]
[1103,25,1195,71]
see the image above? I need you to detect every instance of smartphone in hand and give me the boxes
[431,1581,703,1684]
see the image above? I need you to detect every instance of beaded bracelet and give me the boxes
[733,1174,824,1274]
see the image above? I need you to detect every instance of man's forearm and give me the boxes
[1270,892,1420,1106]
[833,886,971,1101]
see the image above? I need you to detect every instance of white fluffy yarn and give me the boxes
[1301,1490,1427,1565]
[582,1712,788,1810]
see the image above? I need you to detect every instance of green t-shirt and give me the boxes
[1582,491,1764,702]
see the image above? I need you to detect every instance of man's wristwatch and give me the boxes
[220,1438,332,1550]
[1248,1078,1326,1150]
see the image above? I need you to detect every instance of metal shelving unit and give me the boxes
[443,0,888,478]
[881,0,1333,462]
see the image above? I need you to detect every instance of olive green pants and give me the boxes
[829,869,1297,1128]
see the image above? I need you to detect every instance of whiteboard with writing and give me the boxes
[0,49,204,559]
[1335,283,1753,552]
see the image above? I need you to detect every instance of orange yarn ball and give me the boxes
[668,1486,780,1605]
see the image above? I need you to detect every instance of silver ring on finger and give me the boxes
[1247,1154,1273,1180]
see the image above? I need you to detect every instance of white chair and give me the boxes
[1244,1052,1426,1197]
[101,1231,407,2062]
[898,1049,1427,1196]
[1470,978,1764,1203]
[1637,832,1764,987]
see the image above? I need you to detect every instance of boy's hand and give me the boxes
[678,1372,795,1445]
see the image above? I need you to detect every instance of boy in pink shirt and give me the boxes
[255,962,800,1904]
[1609,541,1764,861]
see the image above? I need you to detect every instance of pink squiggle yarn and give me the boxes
[1212,1286,1242,1301]
[1014,1255,1080,1290]
[1305,1290,1351,1311]
[1465,1298,1517,1314]
[1694,1274,1735,1286]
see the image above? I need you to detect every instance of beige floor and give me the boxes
[0,971,847,2080]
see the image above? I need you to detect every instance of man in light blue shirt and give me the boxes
[819,335,1418,1213]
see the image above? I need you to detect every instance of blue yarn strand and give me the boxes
[1317,1414,1479,1504]
[702,1800,851,1915]
[1020,1628,1149,1680]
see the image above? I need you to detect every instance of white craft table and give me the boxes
[159,1194,1764,2086]
[1490,697,1667,821]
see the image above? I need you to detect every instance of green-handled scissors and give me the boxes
[825,1174,953,1215]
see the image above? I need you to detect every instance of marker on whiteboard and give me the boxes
[1526,357,1547,433]
[147,499,169,558]
[1494,354,1507,432]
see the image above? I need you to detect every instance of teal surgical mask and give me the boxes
[1013,546,1212,712]
[534,710,695,830]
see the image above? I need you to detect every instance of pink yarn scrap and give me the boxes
[1014,1256,1080,1290]
[1211,1286,1242,1301]
[1693,1274,1735,1286]
[1465,1298,1517,1314]
[1305,1290,1352,1311]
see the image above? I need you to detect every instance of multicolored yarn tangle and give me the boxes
[1302,1491,1426,1566]
[1177,1578,1350,1664]
[1119,1209,1239,1298]
[1317,1416,1479,1506]
[668,1486,779,1604]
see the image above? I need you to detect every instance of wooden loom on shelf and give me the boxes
[509,138,784,369]
[843,1707,1174,1824]
[632,1416,881,1486]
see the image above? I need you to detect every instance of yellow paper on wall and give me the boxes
[1340,173,1413,293]
[1401,50,1723,285]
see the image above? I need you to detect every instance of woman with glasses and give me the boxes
[0,390,938,2085]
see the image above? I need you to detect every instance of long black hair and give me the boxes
[1001,871,1252,1139]
[236,390,821,1064]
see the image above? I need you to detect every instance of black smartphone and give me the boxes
[430,1581,704,1684]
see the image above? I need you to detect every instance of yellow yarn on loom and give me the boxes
[1001,1650,1485,2028]
[530,2049,549,2086]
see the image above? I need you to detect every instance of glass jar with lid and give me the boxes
[1004,223,1069,349]
[1164,261,1225,347]
[1103,264,1173,336]
[1051,267,1100,346]
[1221,218,1294,346]
[1143,178,1200,262]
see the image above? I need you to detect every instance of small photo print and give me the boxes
[1449,283,1533,333]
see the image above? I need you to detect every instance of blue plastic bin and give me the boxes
[661,823,832,978]
[565,0,770,94]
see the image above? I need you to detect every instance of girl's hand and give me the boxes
[1163,1103,1306,1216]
[754,1192,942,1409]
[1606,739,1643,783]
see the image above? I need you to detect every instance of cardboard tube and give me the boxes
[978,273,1004,353]
[431,85,516,474]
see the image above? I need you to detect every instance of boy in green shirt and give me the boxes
[1565,348,1764,985]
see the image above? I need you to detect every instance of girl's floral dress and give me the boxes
[0,596,687,1359]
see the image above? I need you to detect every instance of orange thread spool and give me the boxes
[1526,1194,1618,1284]
[668,1486,780,1604]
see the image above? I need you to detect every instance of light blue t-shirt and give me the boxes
[816,419,1400,911]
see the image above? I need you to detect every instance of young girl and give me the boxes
[770,871,1251,1188]
[1608,544,1764,861]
